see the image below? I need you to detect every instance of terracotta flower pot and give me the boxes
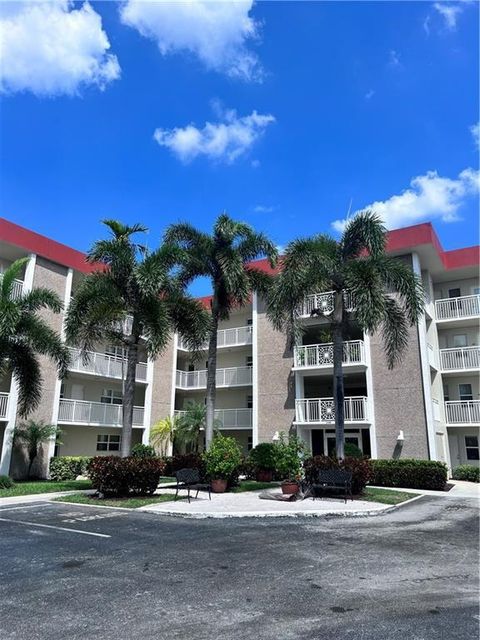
[281,481,299,495]
[256,469,274,482]
[211,478,228,493]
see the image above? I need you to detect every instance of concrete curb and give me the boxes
[0,489,95,508]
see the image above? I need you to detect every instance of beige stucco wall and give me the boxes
[61,377,146,406]
[448,427,480,467]
[150,339,175,425]
[57,425,143,457]
[256,297,295,442]
[433,277,479,300]
[437,326,480,349]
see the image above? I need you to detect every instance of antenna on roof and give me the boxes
[346,197,353,218]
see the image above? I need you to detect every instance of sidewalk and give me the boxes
[0,489,94,508]
[369,480,480,499]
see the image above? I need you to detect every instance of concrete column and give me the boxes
[363,332,378,458]
[142,357,155,445]
[252,293,259,446]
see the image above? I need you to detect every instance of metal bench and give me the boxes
[174,468,211,503]
[303,469,353,503]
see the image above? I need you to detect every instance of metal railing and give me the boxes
[445,400,480,425]
[440,346,480,372]
[178,325,253,351]
[174,408,252,429]
[0,392,9,419]
[294,340,365,368]
[58,399,144,426]
[298,291,354,318]
[295,396,368,423]
[67,347,148,382]
[176,366,252,389]
[0,275,23,299]
[435,295,480,321]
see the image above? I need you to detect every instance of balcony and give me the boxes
[445,400,480,425]
[0,393,9,419]
[298,291,354,319]
[295,396,369,424]
[435,295,480,325]
[176,366,252,390]
[58,399,145,427]
[0,275,23,299]
[68,347,148,382]
[440,346,480,373]
[174,408,252,429]
[293,340,365,371]
[427,343,439,370]
[178,325,253,351]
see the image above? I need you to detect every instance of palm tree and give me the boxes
[0,258,69,417]
[267,211,424,459]
[174,401,222,453]
[149,415,176,456]
[65,220,210,457]
[12,420,62,478]
[165,214,278,449]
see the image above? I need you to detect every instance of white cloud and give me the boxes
[0,1,120,97]
[154,107,275,163]
[365,89,375,100]
[253,204,275,213]
[433,2,463,29]
[470,122,480,150]
[251,159,261,169]
[388,49,401,68]
[332,167,480,232]
[120,0,262,81]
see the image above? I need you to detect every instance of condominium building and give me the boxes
[0,217,478,477]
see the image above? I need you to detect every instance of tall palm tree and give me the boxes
[65,220,210,457]
[0,258,69,417]
[165,214,278,449]
[267,211,424,459]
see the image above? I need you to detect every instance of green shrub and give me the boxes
[275,434,308,481]
[248,443,278,473]
[163,453,206,479]
[303,455,373,494]
[452,465,480,483]
[49,456,92,481]
[87,456,166,496]
[0,475,14,489]
[371,459,447,490]
[202,434,242,480]
[344,442,364,458]
[131,443,156,458]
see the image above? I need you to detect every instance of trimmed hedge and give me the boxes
[87,456,166,496]
[371,459,447,490]
[452,465,480,483]
[0,474,14,489]
[131,444,156,458]
[303,455,373,494]
[49,456,92,481]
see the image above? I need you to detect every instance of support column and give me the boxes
[252,293,259,446]
[142,357,155,445]
[363,332,378,459]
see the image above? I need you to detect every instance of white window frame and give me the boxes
[465,435,479,461]
[459,384,473,401]
[96,434,122,452]
[100,389,123,405]
[452,334,467,348]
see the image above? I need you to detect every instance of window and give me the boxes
[100,389,123,405]
[465,436,479,461]
[473,287,480,295]
[59,383,65,400]
[443,384,449,401]
[448,288,461,298]
[452,335,467,348]
[188,363,195,372]
[247,435,253,451]
[247,318,253,326]
[97,434,121,452]
[246,355,253,367]
[247,395,253,409]
[459,384,473,401]
[105,345,126,359]
[205,361,209,369]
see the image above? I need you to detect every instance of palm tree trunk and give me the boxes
[121,340,138,457]
[332,291,345,459]
[205,300,219,450]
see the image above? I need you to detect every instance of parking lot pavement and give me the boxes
[0,495,478,640]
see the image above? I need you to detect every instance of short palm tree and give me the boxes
[174,401,221,453]
[0,258,69,416]
[12,420,62,478]
[65,220,210,457]
[165,214,278,449]
[267,211,424,458]
[149,415,176,457]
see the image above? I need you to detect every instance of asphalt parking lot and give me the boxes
[0,495,478,640]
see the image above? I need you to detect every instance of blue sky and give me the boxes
[0,1,478,295]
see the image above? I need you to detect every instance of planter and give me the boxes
[211,478,228,493]
[256,469,274,483]
[281,481,299,495]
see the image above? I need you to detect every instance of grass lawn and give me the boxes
[53,493,182,509]
[0,479,92,498]
[232,480,279,493]
[361,487,418,505]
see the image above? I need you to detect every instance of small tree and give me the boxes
[174,401,221,453]
[149,416,176,457]
[12,421,62,478]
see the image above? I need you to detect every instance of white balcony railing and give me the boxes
[445,400,480,425]
[176,366,252,389]
[294,340,365,369]
[440,346,480,372]
[298,291,354,318]
[178,325,253,351]
[58,399,145,427]
[0,275,23,299]
[68,347,148,382]
[174,408,252,429]
[295,396,368,424]
[435,295,480,321]
[0,392,9,419]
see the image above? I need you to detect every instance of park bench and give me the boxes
[303,469,353,503]
[174,468,211,503]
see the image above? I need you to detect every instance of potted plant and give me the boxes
[276,434,307,494]
[248,443,278,482]
[202,434,242,493]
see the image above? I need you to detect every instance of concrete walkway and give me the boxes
[369,480,480,499]
[0,489,94,508]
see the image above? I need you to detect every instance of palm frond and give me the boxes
[341,210,386,260]
[20,288,63,314]
[0,258,29,300]
[381,296,410,369]
[8,341,42,417]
